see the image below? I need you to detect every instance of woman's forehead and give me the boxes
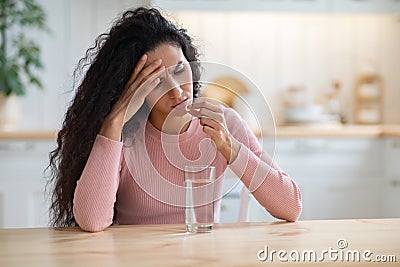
[144,43,186,68]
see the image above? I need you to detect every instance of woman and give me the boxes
[48,7,302,232]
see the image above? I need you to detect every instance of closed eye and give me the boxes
[174,64,185,75]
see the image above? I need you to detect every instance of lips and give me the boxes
[172,98,188,109]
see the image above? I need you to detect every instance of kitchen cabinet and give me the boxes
[220,137,398,222]
[0,140,56,228]
[1,134,398,227]
[153,0,400,13]
[382,138,400,217]
[273,137,384,220]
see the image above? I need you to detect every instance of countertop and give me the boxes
[1,125,400,140]
[274,124,400,138]
[0,130,57,140]
[0,219,399,266]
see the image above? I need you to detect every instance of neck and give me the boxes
[149,112,192,134]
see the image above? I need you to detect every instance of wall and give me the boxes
[18,0,149,130]
[172,12,400,125]
[16,1,400,130]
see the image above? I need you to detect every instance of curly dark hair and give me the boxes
[47,7,201,227]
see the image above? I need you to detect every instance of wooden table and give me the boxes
[1,219,399,266]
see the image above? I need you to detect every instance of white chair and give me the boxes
[238,186,250,222]
[221,168,275,223]
[237,185,277,222]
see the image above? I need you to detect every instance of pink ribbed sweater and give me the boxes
[73,107,302,232]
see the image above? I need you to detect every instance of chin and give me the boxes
[169,109,188,117]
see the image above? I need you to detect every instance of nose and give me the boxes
[168,86,183,98]
[165,77,184,98]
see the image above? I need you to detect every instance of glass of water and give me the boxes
[184,165,216,233]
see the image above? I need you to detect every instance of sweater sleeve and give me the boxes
[225,109,302,222]
[73,134,123,232]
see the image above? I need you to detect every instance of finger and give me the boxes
[120,66,163,108]
[192,108,224,124]
[135,58,163,85]
[132,54,148,79]
[147,64,166,82]
[127,58,163,92]
[188,100,222,113]
[140,76,161,98]
[123,74,160,118]
[129,63,164,96]
[200,117,224,131]
[135,65,165,97]
[125,54,147,88]
[202,125,223,143]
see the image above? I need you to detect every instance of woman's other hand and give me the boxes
[188,100,240,163]
[100,54,164,141]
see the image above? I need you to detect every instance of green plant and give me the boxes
[0,0,48,96]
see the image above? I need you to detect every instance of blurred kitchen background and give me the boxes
[0,0,400,228]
